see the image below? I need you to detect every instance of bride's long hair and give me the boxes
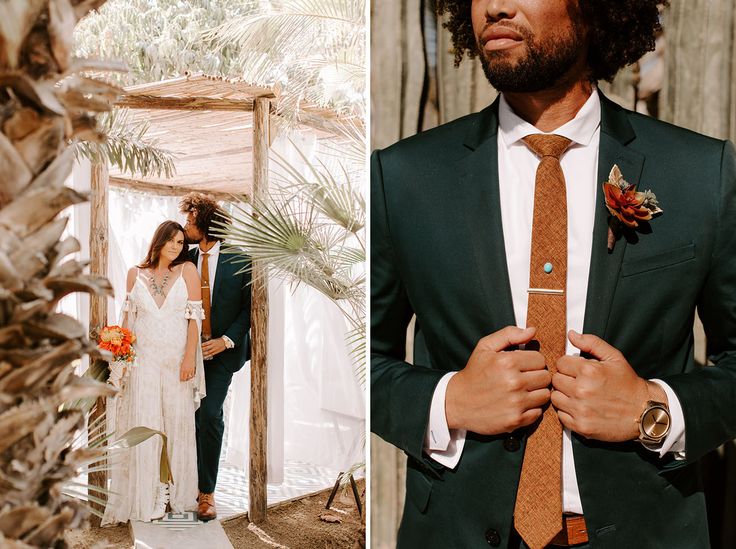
[138,220,190,270]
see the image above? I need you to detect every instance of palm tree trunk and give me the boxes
[0,1,119,545]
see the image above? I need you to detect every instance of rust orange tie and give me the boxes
[513,134,572,549]
[201,251,212,340]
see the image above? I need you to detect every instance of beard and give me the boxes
[183,227,203,244]
[478,23,585,93]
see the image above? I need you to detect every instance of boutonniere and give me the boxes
[603,165,662,252]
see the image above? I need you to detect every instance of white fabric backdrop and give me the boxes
[223,128,366,477]
[61,130,365,485]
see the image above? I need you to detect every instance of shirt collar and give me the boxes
[498,87,601,148]
[199,240,221,256]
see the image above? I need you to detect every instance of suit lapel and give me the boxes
[457,99,516,328]
[582,92,645,338]
[211,249,228,305]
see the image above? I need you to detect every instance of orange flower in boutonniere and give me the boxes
[603,164,662,251]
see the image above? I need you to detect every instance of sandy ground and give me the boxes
[64,480,365,548]
[222,480,365,549]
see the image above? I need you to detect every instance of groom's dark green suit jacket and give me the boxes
[371,92,736,548]
[189,246,251,372]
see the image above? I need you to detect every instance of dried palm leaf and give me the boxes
[47,0,77,72]
[0,187,85,238]
[0,74,66,115]
[0,0,47,69]
[0,133,33,204]
[13,116,66,175]
[0,400,54,454]
[0,506,52,540]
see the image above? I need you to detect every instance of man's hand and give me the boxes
[445,326,551,435]
[180,356,195,381]
[551,330,664,442]
[202,337,227,360]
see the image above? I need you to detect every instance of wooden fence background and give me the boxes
[370,1,736,547]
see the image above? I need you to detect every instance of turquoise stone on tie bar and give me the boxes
[543,262,553,274]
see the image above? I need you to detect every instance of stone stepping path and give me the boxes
[130,512,233,549]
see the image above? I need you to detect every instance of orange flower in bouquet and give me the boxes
[98,325,137,363]
[99,325,137,389]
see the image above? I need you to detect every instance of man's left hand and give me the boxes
[551,330,653,442]
[202,337,227,360]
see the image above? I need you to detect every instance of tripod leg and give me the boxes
[350,474,363,517]
[325,472,344,510]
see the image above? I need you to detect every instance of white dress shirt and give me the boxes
[195,240,220,303]
[193,240,234,348]
[424,90,686,514]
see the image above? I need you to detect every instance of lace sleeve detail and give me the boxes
[185,300,205,320]
[121,294,137,314]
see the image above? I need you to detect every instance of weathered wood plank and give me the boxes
[88,161,109,525]
[116,95,260,112]
[249,97,270,524]
[108,177,245,202]
[663,0,736,142]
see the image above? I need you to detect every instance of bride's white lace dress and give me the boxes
[102,266,206,525]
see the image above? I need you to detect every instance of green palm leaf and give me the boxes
[74,109,176,178]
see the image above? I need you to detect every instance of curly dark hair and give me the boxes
[179,192,230,242]
[436,0,667,82]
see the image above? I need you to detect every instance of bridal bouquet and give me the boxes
[98,325,137,389]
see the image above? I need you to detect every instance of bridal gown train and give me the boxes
[102,266,206,525]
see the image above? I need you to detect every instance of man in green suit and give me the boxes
[180,193,251,521]
[371,1,736,547]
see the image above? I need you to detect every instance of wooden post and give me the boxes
[249,97,270,523]
[88,161,109,524]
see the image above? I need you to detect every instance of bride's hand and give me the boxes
[180,357,195,382]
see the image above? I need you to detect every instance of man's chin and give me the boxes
[480,58,558,94]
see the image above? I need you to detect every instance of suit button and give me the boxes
[503,435,520,452]
[485,528,501,546]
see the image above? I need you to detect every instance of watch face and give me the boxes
[642,406,671,439]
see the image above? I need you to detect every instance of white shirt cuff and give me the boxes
[647,379,686,459]
[221,335,235,349]
[423,371,467,469]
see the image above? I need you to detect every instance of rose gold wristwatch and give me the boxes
[637,400,671,448]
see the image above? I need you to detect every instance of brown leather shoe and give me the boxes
[197,492,217,522]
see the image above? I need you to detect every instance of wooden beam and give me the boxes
[108,177,248,202]
[249,96,270,524]
[115,94,271,112]
[88,161,109,525]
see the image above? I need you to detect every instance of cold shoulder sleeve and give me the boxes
[184,300,205,320]
[122,294,138,314]
[119,293,138,332]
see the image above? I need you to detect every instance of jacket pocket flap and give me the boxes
[622,243,695,277]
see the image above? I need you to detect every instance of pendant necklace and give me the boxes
[149,269,170,297]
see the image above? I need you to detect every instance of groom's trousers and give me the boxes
[195,357,233,494]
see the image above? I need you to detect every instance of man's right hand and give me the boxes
[445,326,551,434]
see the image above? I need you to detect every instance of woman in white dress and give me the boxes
[103,220,206,524]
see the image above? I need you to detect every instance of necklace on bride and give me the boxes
[149,269,170,297]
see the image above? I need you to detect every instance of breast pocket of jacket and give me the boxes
[621,243,695,278]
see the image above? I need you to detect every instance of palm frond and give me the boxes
[346,324,365,388]
[205,0,365,120]
[74,109,176,178]
[271,145,365,233]
[61,359,110,414]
